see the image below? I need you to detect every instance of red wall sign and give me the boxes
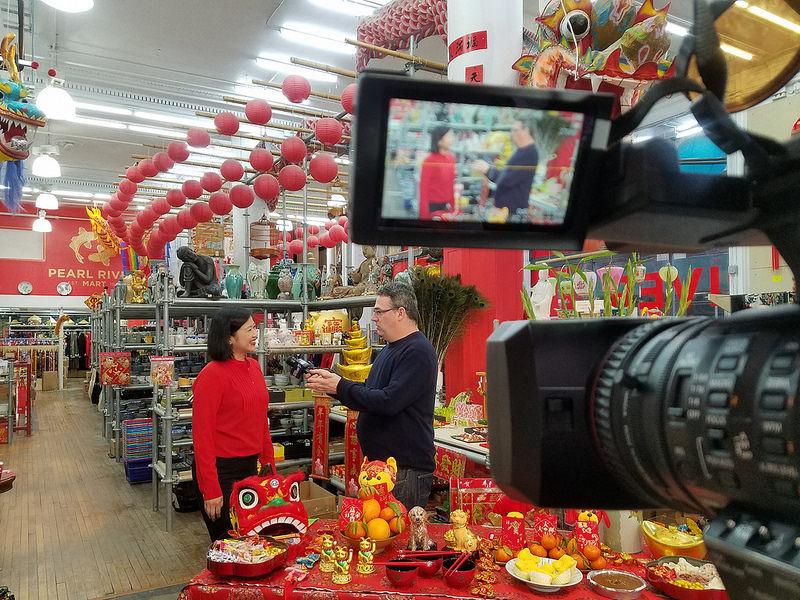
[448,30,488,61]
[0,204,124,297]
[465,65,484,84]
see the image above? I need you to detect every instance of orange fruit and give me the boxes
[345,521,367,540]
[528,544,548,558]
[367,517,391,541]
[570,553,586,570]
[565,538,578,555]
[362,498,381,522]
[583,545,601,561]
[389,516,406,534]
[540,534,557,551]
[548,547,566,560]
[590,557,607,570]
[495,546,514,563]
[380,507,397,522]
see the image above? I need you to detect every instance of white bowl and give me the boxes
[505,558,583,594]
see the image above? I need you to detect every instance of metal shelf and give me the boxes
[275,452,344,470]
[154,461,193,483]
[169,345,208,353]
[152,404,192,422]
[329,411,347,424]
[169,298,303,311]
[269,401,314,411]
[113,383,154,391]
[330,478,345,492]
[307,296,377,310]
[121,344,158,350]
[263,345,347,355]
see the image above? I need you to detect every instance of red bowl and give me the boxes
[418,557,442,577]
[386,558,419,588]
[646,558,729,600]
[442,557,476,589]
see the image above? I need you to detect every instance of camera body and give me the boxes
[286,356,315,380]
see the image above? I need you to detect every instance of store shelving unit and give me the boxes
[0,360,14,444]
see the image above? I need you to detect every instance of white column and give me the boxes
[447,0,523,86]
[727,111,750,296]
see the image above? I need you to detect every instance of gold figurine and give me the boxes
[356,537,376,575]
[318,534,336,573]
[331,544,354,585]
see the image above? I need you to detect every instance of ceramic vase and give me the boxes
[224,265,244,299]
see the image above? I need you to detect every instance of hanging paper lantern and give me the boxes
[280,136,307,163]
[307,235,319,249]
[282,74,311,103]
[338,215,348,227]
[294,226,304,239]
[249,148,274,172]
[309,153,338,183]
[307,224,320,235]
[167,141,190,163]
[230,184,255,208]
[162,216,182,237]
[253,174,280,201]
[341,83,357,114]
[182,179,204,199]
[153,152,175,173]
[314,118,343,146]
[201,171,223,192]
[139,158,158,178]
[177,207,198,230]
[126,166,145,183]
[187,128,211,148]
[153,198,171,216]
[278,164,306,191]
[209,191,233,215]
[166,189,186,208]
[190,201,214,223]
[221,159,245,182]
[288,239,304,255]
[325,219,335,230]
[329,224,346,243]
[116,190,134,205]
[109,197,127,212]
[245,99,272,125]
[106,205,122,219]
[130,221,144,237]
[214,112,240,136]
[146,238,166,260]
[137,209,156,228]
[319,232,335,248]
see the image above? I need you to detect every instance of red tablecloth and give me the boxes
[180,520,668,599]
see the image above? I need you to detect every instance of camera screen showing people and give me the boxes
[381,99,585,226]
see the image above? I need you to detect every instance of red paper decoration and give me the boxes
[308,224,320,235]
[253,174,280,201]
[201,172,223,192]
[288,239,304,255]
[139,158,158,178]
[130,222,144,238]
[153,198,171,216]
[341,83,357,114]
[153,152,175,173]
[221,159,245,182]
[281,136,307,163]
[338,215,349,227]
[294,226,304,239]
[126,166,145,183]
[319,232,335,248]
[182,180,204,199]
[214,112,240,136]
[187,128,211,148]
[167,141,190,163]
[209,191,233,215]
[162,216,182,237]
[109,197,127,212]
[137,210,155,228]
[190,201,214,223]
[245,99,272,125]
[166,189,186,208]
[278,165,306,191]
[307,235,319,249]
[230,184,255,209]
[314,118,343,146]
[106,205,122,219]
[249,148,274,172]
[325,220,335,230]
[282,75,311,103]
[177,207,198,230]
[309,153,338,183]
[329,224,346,243]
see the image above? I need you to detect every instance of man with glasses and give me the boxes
[306,282,438,509]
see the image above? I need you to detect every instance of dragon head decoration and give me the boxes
[358,457,398,495]
[229,472,309,538]
[514,0,676,116]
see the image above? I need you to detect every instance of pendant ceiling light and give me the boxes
[41,0,94,13]
[36,79,76,120]
[31,154,61,178]
[35,192,59,210]
[32,210,52,233]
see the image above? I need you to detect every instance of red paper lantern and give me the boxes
[245,99,272,125]
[146,239,166,260]
[253,174,280,201]
[230,184,255,209]
[221,159,245,182]
[182,180,204,199]
[249,148,274,172]
[177,207,198,230]
[324,220,335,230]
[214,112,240,136]
[130,222,144,237]
[187,128,211,148]
[307,224,320,235]
[153,198,171,216]
[139,158,158,178]
[116,190,134,205]
[153,152,175,173]
[190,201,214,223]
[288,239,304,255]
[126,166,145,183]
[294,226,304,239]
[338,216,348,227]
[278,164,306,191]
[106,205,122,219]
[201,171,223,192]
[166,189,186,208]
[281,75,311,103]
[314,118,343,146]
[281,136,307,163]
[319,232,335,248]
[167,141,190,163]
[309,153,338,183]
[329,224,346,243]
[307,235,319,249]
[341,83,357,114]
[137,211,155,228]
[162,216,182,237]
[209,191,233,215]
[109,197,127,212]
[285,232,294,242]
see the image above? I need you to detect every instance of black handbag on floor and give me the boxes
[172,481,201,513]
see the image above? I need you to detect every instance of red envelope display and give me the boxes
[99,352,131,385]
[501,515,526,551]
[343,410,362,497]
[531,510,558,541]
[338,497,363,532]
[311,395,330,481]
[449,478,503,526]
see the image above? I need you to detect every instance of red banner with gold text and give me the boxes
[311,395,330,481]
[343,410,362,497]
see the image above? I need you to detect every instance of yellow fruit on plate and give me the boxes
[553,554,576,573]
[367,518,391,541]
[507,511,524,518]
[362,498,381,522]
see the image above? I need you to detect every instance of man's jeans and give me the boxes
[393,468,433,509]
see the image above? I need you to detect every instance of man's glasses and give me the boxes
[373,306,400,316]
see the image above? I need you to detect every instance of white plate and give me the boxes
[506,557,584,593]
[17,281,32,295]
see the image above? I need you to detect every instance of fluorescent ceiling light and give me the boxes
[93,193,113,199]
[632,134,653,144]
[255,55,338,83]
[675,117,698,132]
[665,22,689,37]
[128,124,185,138]
[52,189,94,198]
[134,110,207,128]
[37,81,76,120]
[32,155,61,178]
[334,156,350,165]
[744,5,800,35]
[32,211,52,232]
[720,43,754,61]
[75,101,132,116]
[328,194,347,207]
[676,126,703,139]
[170,165,207,177]
[275,219,294,231]
[279,23,355,55]
[42,0,93,12]
[35,193,59,210]
[67,115,127,129]
[307,0,377,16]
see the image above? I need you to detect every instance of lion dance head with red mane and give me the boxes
[229,472,309,538]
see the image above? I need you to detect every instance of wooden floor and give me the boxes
[0,381,208,599]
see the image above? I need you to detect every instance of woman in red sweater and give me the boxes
[192,308,273,540]
[418,127,456,219]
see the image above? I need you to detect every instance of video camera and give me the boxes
[349,1,800,598]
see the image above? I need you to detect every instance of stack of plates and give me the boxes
[274,374,290,387]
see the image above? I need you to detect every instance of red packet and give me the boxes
[501,516,526,551]
[311,395,330,480]
[449,478,503,525]
[532,510,558,540]
[435,447,467,479]
[573,521,601,552]
[338,497,363,530]
[343,410,363,497]
[99,352,131,385]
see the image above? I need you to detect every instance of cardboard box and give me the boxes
[300,480,336,518]
[42,371,58,391]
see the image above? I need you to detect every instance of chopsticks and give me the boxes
[399,550,461,559]
[444,551,471,577]
[373,560,442,568]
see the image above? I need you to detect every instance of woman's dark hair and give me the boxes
[207,308,253,361]
[429,126,452,153]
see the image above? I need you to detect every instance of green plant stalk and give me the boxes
[521,287,536,320]
[602,270,614,317]
[677,265,695,317]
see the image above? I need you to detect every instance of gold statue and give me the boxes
[356,537,376,575]
[319,534,336,573]
[444,509,479,552]
[331,544,354,585]
[128,270,148,304]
